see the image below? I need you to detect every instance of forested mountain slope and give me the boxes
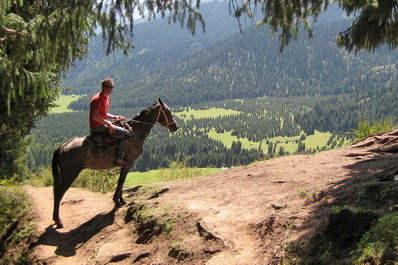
[63,0,244,95]
[68,17,398,110]
[30,2,398,172]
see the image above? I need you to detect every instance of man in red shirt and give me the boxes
[90,78,131,167]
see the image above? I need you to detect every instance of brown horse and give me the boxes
[52,99,179,228]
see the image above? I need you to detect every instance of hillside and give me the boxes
[63,0,244,96]
[23,130,398,264]
[63,3,398,111]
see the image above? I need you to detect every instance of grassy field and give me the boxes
[124,167,221,187]
[50,95,81,113]
[207,129,260,150]
[175,107,242,120]
[122,130,342,188]
[175,107,345,153]
[275,130,333,153]
[49,97,341,153]
[207,127,338,153]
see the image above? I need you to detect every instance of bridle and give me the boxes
[129,103,176,128]
[156,103,176,128]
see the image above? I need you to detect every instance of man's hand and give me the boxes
[115,115,126,121]
[107,122,116,134]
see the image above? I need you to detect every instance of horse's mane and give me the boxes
[131,101,160,121]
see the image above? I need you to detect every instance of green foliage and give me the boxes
[0,129,34,180]
[336,1,398,52]
[169,241,189,260]
[72,168,120,193]
[24,167,53,187]
[0,185,33,264]
[352,119,395,140]
[0,0,203,179]
[129,202,168,243]
[29,96,357,172]
[297,88,398,135]
[0,186,28,237]
[125,168,221,187]
[353,212,398,265]
[239,0,326,51]
[51,95,81,114]
[232,0,398,53]
[319,242,333,264]
[156,159,209,182]
[298,189,307,198]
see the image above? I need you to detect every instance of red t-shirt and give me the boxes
[90,92,110,128]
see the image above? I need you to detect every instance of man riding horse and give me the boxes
[52,97,179,228]
[89,78,131,167]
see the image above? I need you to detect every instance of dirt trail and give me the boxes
[25,131,398,264]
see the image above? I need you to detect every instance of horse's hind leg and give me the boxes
[53,184,70,228]
[53,170,82,228]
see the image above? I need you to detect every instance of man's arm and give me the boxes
[106,113,125,120]
[90,101,115,134]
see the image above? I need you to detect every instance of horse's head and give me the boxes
[155,98,179,132]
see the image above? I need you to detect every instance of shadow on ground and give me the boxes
[31,208,116,257]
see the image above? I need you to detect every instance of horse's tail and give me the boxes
[52,149,62,192]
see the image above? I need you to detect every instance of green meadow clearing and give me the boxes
[125,167,222,187]
[207,128,335,153]
[174,107,344,153]
[175,107,242,119]
[53,95,337,152]
[51,94,82,113]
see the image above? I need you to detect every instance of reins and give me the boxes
[128,119,163,127]
[126,103,176,128]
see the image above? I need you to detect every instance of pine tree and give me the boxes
[2,0,398,177]
[0,0,203,177]
[232,0,398,52]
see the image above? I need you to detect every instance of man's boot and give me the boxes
[114,139,129,168]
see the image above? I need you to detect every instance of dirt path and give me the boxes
[25,131,398,264]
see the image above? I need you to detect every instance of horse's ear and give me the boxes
[158,98,164,106]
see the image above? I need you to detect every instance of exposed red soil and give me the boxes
[24,130,398,264]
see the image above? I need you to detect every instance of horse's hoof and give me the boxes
[56,222,64,229]
[114,198,126,208]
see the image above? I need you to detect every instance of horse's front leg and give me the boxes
[113,167,130,207]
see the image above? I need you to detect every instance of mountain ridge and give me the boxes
[67,17,398,111]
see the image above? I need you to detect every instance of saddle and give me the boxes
[90,132,118,147]
[90,120,133,147]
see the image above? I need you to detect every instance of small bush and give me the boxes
[24,167,53,187]
[353,212,398,264]
[352,119,394,140]
[299,189,307,198]
[0,185,32,264]
[157,160,208,182]
[73,168,119,193]
[129,202,165,243]
[0,186,30,238]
